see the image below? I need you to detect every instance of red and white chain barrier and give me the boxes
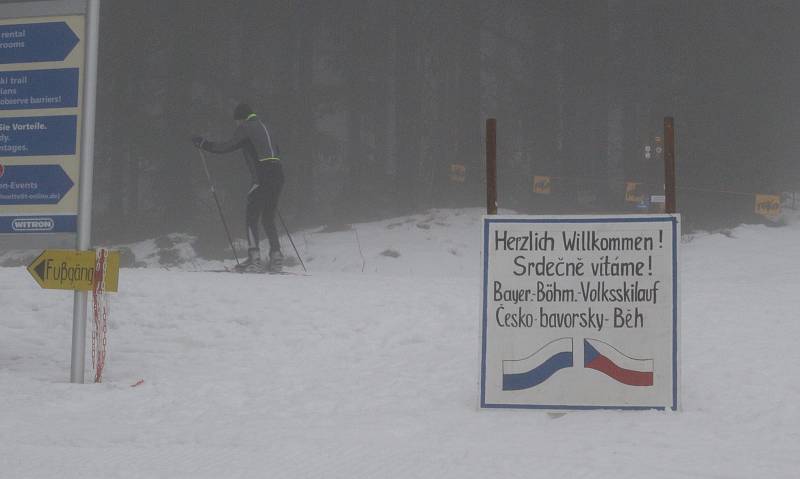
[91,248,110,383]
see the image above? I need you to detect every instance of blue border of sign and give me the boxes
[0,214,77,233]
[480,215,679,411]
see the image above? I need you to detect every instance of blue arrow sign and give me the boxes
[0,22,80,64]
[0,115,77,156]
[0,164,74,205]
[0,68,79,110]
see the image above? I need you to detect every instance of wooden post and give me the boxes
[486,118,497,215]
[664,117,676,214]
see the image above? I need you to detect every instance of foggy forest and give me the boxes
[92,0,800,245]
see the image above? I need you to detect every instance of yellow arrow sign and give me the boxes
[27,249,119,292]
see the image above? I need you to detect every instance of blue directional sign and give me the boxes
[0,22,80,65]
[0,68,79,110]
[0,115,77,156]
[0,164,74,205]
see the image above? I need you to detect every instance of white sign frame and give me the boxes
[480,215,680,411]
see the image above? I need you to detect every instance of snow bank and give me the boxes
[1,210,798,478]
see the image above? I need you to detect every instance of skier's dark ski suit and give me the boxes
[194,104,283,268]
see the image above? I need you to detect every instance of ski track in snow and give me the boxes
[1,210,799,478]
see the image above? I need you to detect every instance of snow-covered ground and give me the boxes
[1,209,799,478]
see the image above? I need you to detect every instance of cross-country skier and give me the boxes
[192,103,284,272]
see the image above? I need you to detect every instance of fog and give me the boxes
[85,0,800,247]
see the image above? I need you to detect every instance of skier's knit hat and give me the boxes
[233,103,254,120]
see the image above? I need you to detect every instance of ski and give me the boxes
[194,268,307,276]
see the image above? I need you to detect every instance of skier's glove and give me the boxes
[191,136,206,149]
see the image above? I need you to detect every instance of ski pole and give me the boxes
[277,210,307,273]
[197,148,240,266]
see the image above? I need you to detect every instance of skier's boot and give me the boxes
[235,248,266,273]
[268,250,283,273]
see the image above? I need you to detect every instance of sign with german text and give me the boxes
[0,15,85,234]
[480,215,680,410]
[0,115,77,156]
[27,249,119,292]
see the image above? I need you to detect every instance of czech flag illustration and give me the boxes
[583,338,653,386]
[502,338,573,391]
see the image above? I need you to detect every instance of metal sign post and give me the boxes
[664,118,676,214]
[486,119,497,215]
[71,0,100,384]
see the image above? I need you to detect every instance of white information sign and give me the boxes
[480,215,680,410]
